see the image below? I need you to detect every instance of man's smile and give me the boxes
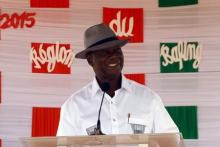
[108,63,118,67]
[106,59,121,69]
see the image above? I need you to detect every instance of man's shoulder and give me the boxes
[125,78,154,93]
[125,77,161,101]
[74,81,93,97]
[62,81,93,106]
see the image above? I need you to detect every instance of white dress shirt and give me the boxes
[57,75,179,136]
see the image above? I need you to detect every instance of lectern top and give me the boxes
[22,133,185,147]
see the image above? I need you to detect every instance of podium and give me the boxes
[22,133,185,147]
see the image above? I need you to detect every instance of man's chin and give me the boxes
[104,72,121,81]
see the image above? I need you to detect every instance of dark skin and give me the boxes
[87,47,124,97]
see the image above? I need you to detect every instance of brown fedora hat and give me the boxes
[75,23,128,59]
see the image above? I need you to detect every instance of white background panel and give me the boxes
[1,0,220,147]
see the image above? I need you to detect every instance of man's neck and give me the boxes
[96,74,122,97]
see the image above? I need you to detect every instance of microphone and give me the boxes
[94,82,110,135]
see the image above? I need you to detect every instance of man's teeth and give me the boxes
[109,63,117,67]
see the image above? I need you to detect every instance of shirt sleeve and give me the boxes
[56,99,77,136]
[152,93,179,133]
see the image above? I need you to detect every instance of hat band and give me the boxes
[88,37,118,48]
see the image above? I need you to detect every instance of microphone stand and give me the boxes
[94,92,106,135]
[93,82,110,135]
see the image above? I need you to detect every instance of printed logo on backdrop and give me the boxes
[103,7,143,43]
[160,42,202,73]
[30,0,69,8]
[159,0,198,7]
[0,11,36,30]
[30,42,74,74]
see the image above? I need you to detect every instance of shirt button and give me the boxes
[113,118,116,122]
[111,101,113,104]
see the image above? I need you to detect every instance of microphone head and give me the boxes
[100,82,110,92]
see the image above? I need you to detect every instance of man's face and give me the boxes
[87,47,124,82]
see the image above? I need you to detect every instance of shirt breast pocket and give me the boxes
[128,116,152,134]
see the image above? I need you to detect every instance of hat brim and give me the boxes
[75,39,128,59]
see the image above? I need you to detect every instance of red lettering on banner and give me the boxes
[0,11,36,29]
[30,0,69,8]
[103,7,143,43]
[31,42,74,74]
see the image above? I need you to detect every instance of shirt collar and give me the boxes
[91,77,101,97]
[91,74,132,97]
[121,74,132,93]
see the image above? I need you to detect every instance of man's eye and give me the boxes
[96,52,108,56]
[101,51,109,55]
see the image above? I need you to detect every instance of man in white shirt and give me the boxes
[57,23,179,136]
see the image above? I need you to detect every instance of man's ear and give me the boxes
[86,54,93,66]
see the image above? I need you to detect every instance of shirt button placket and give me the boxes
[110,100,119,134]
